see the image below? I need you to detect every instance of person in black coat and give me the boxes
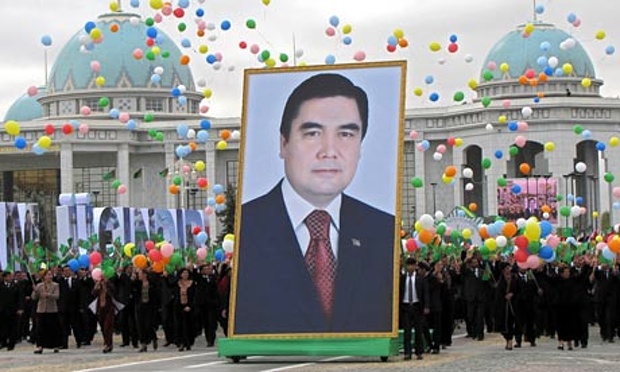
[440,258,457,348]
[16,271,34,343]
[554,264,580,350]
[132,269,160,352]
[462,253,488,340]
[494,263,519,350]
[194,264,220,347]
[570,255,593,348]
[592,260,618,342]
[0,271,23,350]
[57,265,83,349]
[421,261,443,354]
[172,268,197,351]
[399,258,429,360]
[217,264,231,337]
[77,268,96,345]
[111,265,138,348]
[514,266,540,347]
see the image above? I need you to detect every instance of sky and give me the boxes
[0,0,619,120]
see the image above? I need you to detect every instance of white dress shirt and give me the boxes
[281,178,341,258]
[404,272,419,304]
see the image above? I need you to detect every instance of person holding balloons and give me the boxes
[132,269,160,352]
[92,276,118,353]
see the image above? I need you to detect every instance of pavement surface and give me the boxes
[2,326,620,372]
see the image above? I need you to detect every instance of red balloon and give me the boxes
[44,123,55,135]
[405,238,417,252]
[447,43,458,53]
[386,44,397,53]
[514,249,529,263]
[239,41,247,49]
[62,123,73,135]
[192,226,202,235]
[90,251,102,266]
[149,249,163,262]
[146,38,155,47]
[514,235,529,250]
[145,240,155,251]
[173,8,185,18]
[196,177,208,189]
[447,137,456,146]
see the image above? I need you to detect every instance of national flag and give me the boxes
[102,170,116,181]
[133,168,143,179]
[158,168,169,178]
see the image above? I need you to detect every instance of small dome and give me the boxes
[481,22,595,80]
[4,87,46,121]
[48,12,194,94]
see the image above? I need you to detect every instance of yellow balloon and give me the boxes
[393,28,404,39]
[462,228,472,240]
[95,76,106,87]
[38,135,52,149]
[203,89,212,98]
[581,78,592,88]
[150,0,164,9]
[198,45,209,54]
[442,174,453,184]
[151,46,160,55]
[592,211,599,218]
[90,28,102,40]
[596,235,603,242]
[467,79,478,90]
[499,63,510,73]
[342,24,352,34]
[498,115,507,124]
[429,42,441,52]
[414,221,422,232]
[485,238,497,251]
[224,233,235,241]
[595,30,606,40]
[524,221,541,242]
[216,140,227,150]
[413,87,423,96]
[194,160,206,172]
[262,0,270,5]
[609,136,620,147]
[4,120,20,136]
[562,63,573,75]
[109,1,119,11]
[524,23,535,34]
[454,138,463,147]
[123,243,135,258]
[544,142,555,152]
[265,58,276,67]
[298,61,307,67]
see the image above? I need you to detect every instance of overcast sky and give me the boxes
[1,0,618,120]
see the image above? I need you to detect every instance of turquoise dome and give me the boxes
[48,12,194,93]
[481,22,595,80]
[4,87,46,121]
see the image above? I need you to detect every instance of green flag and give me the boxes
[102,169,116,181]
[158,168,169,178]
[133,168,143,179]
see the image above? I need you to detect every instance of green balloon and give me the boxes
[246,19,256,29]
[450,230,461,240]
[560,206,571,217]
[479,245,490,259]
[482,158,492,169]
[483,70,494,81]
[177,22,187,32]
[145,17,154,26]
[279,53,289,63]
[481,96,491,107]
[144,113,155,122]
[161,51,170,58]
[497,177,508,187]
[436,223,446,235]
[411,177,424,188]
[147,128,157,137]
[170,252,183,267]
[528,241,541,254]
[556,194,563,202]
[111,179,121,189]
[146,51,156,61]
[509,146,519,156]
[103,266,115,279]
[261,50,271,61]
[453,91,465,102]
[173,175,182,186]
[155,132,165,141]
[605,172,615,183]
[573,125,584,134]
[98,97,110,107]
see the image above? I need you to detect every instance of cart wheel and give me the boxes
[231,356,241,363]
[380,356,388,362]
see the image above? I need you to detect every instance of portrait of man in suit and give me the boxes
[232,63,405,336]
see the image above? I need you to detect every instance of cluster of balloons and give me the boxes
[386,28,408,53]
[125,240,184,274]
[205,183,227,215]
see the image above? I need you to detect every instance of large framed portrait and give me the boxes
[231,61,406,338]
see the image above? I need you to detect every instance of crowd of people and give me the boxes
[400,248,617,360]
[0,262,231,354]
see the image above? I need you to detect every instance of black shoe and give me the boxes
[164,342,172,347]
[153,339,158,351]
[581,344,587,348]
[557,345,564,350]
[139,345,147,353]
[424,346,431,354]
[7,346,14,351]
[207,342,214,347]
[76,342,81,349]
[431,349,439,354]
[60,346,68,350]
[120,343,129,348]
[574,340,580,347]
[514,342,521,348]
[610,339,615,343]
[404,354,412,360]
[186,346,191,351]
[415,354,423,360]
[568,345,573,351]
[178,346,185,352]
[477,336,484,341]
[34,348,43,354]
[530,341,537,347]
[54,349,59,353]
[82,341,91,346]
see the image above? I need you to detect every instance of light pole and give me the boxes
[430,182,437,213]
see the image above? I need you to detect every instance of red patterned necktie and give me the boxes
[304,210,337,318]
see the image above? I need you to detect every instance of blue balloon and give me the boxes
[596,142,606,151]
[342,36,352,45]
[544,66,554,76]
[196,232,208,245]
[539,246,553,260]
[494,150,503,159]
[155,35,165,45]
[566,237,577,246]
[171,87,181,97]
[109,108,120,119]
[176,123,189,138]
[200,119,211,129]
[539,41,550,52]
[150,73,161,84]
[68,259,80,273]
[206,54,217,64]
[84,21,96,34]
[325,54,336,65]
[554,68,564,77]
[130,0,140,7]
[213,184,224,194]
[32,143,45,155]
[14,136,27,149]
[533,97,540,104]
[126,120,137,131]
[215,204,226,213]
[424,75,434,84]
[567,12,577,23]
[181,38,191,48]
[575,196,583,206]
[78,255,91,269]
[614,202,620,210]
[582,130,592,139]
[195,8,204,17]
[41,35,52,46]
[207,197,216,206]
[214,249,225,262]
[535,5,545,14]
[220,20,231,31]
[606,45,616,55]
[420,140,430,150]
[175,145,186,158]
[602,246,616,261]
[177,96,187,106]
[539,221,553,238]
[178,0,190,8]
[146,27,158,39]
[429,92,439,102]
[449,34,458,43]
[537,56,548,67]
[70,120,80,130]
[329,15,339,27]
[511,184,522,194]
[508,121,518,131]
[387,35,398,46]
[197,130,209,143]
[567,194,574,202]
[84,42,95,52]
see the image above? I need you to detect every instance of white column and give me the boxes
[117,144,130,206]
[205,141,218,239]
[60,143,74,194]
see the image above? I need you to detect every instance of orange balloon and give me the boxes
[110,24,119,33]
[502,222,518,238]
[215,194,226,204]
[609,237,620,253]
[220,130,231,140]
[169,185,180,194]
[152,261,164,273]
[133,254,148,269]
[538,73,548,82]
[398,38,409,48]
[400,229,406,238]
[180,55,190,65]
[479,225,490,240]
[196,29,205,37]
[161,256,171,265]
[444,166,457,178]
[469,203,478,212]
[540,205,551,214]
[189,142,197,151]
[418,229,434,245]
[519,163,531,175]
[529,79,538,87]
[519,76,528,85]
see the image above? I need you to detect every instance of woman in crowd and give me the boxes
[92,277,117,353]
[31,269,62,354]
[554,264,579,350]
[174,268,197,351]
[494,262,519,350]
[133,269,160,352]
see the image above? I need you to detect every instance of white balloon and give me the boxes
[295,48,304,58]
[177,85,187,94]
[548,56,558,68]
[462,168,474,178]
[433,152,443,161]
[575,162,587,173]
[78,35,90,45]
[231,130,241,140]
[543,212,550,220]
[208,34,217,42]
[437,58,447,65]
[434,211,444,221]
[571,205,582,217]
[516,218,526,229]
[465,182,474,191]
[222,240,234,253]
[130,16,140,26]
[196,78,206,87]
[485,123,494,131]
[496,236,507,247]
[206,22,216,30]
[227,65,236,72]
[213,62,222,70]
[565,38,576,49]
[187,129,196,139]
[464,54,474,63]
[419,214,435,230]
[154,66,164,75]
[521,106,533,118]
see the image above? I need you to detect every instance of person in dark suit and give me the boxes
[234,73,396,335]
[462,253,489,341]
[76,268,96,346]
[592,259,617,343]
[0,271,23,350]
[399,258,429,360]
[194,264,219,346]
[110,265,137,348]
[57,265,82,349]
[422,261,444,354]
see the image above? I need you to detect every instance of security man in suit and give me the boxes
[0,271,23,350]
[58,265,82,349]
[399,258,429,360]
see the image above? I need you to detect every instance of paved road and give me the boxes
[4,327,620,372]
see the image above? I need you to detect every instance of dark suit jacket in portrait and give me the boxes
[234,181,396,335]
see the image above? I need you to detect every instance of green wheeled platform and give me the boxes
[218,336,400,363]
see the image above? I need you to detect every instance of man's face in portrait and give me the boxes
[280,96,362,208]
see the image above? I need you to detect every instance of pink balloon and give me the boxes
[161,243,174,258]
[80,106,92,116]
[90,61,101,73]
[572,19,581,27]
[204,206,214,215]
[162,6,173,16]
[250,44,260,54]
[118,112,130,123]
[27,86,38,97]
[154,13,163,23]
[117,184,127,195]
[215,52,223,62]
[526,254,540,269]
[502,100,511,109]
[325,27,336,37]
[93,37,104,44]
[196,247,207,261]
[200,105,209,114]
[546,235,560,249]
[353,51,366,61]
[409,130,419,140]
[197,20,206,30]
[78,123,89,134]
[487,61,497,71]
[90,251,102,266]
[517,261,529,270]
[436,144,447,154]
[614,187,620,199]
[515,135,527,148]
[182,165,191,173]
[416,143,425,152]
[517,121,529,132]
[133,48,144,59]
[596,242,607,251]
[92,268,103,281]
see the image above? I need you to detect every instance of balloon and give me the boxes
[91,268,103,281]
[68,259,80,272]
[419,214,435,230]
[124,243,135,257]
[595,30,606,40]
[148,249,163,262]
[4,120,20,136]
[575,162,587,173]
[161,243,174,258]
[133,254,148,269]
[527,255,541,269]
[90,251,102,266]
